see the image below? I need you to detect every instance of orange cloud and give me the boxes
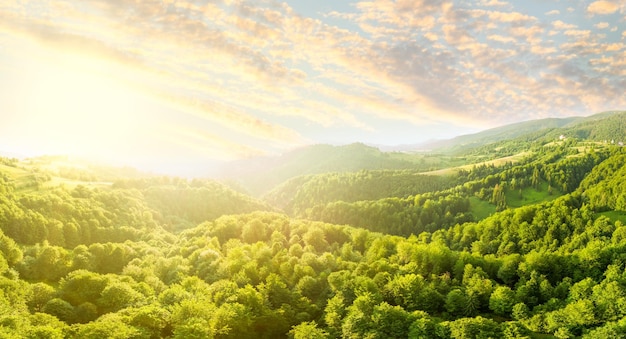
[552,20,577,30]
[587,1,620,15]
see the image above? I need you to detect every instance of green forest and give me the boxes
[2,112,626,338]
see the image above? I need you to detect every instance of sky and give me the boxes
[0,0,625,174]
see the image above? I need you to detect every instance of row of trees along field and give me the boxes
[0,143,625,337]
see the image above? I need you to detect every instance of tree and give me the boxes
[324,294,346,337]
[58,270,108,306]
[97,282,143,313]
[489,286,516,316]
[532,167,540,189]
[341,293,379,338]
[22,313,69,339]
[42,298,75,323]
[408,313,437,338]
[27,282,56,312]
[512,303,529,321]
[446,289,466,316]
[448,316,502,339]
[303,228,329,252]
[492,184,507,211]
[129,305,172,338]
[70,313,141,339]
[289,321,328,339]
[371,302,417,338]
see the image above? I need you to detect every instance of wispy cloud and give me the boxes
[0,0,625,166]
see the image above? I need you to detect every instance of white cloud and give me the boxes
[1,0,626,155]
[552,20,577,30]
[487,34,516,43]
[594,22,610,29]
[478,0,508,7]
[564,29,592,38]
[587,1,621,15]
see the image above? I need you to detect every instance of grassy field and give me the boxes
[44,177,112,190]
[469,196,496,221]
[505,181,561,208]
[0,164,45,192]
[467,181,563,222]
[423,151,531,176]
[1,162,111,193]
[598,210,626,224]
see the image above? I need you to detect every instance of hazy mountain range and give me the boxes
[219,110,626,195]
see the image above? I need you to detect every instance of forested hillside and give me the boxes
[2,114,626,338]
[219,143,465,196]
[420,111,626,154]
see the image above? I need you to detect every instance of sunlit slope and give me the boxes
[420,117,581,152]
[220,143,465,196]
[220,111,625,198]
[278,141,614,237]
[0,157,273,240]
[559,110,626,142]
[418,110,626,153]
[113,178,274,231]
[0,144,626,337]
[264,170,458,215]
[421,151,531,176]
[0,156,152,193]
[579,153,626,212]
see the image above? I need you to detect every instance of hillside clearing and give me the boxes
[422,151,531,176]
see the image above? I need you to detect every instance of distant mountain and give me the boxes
[556,110,626,142]
[219,111,626,195]
[396,110,626,153]
[218,143,420,196]
[416,117,582,152]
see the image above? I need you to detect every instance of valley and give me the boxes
[0,111,625,338]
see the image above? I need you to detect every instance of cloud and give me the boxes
[587,1,621,15]
[0,13,144,69]
[485,10,536,24]
[531,45,557,55]
[478,0,508,7]
[152,90,309,147]
[564,29,592,38]
[552,20,577,30]
[1,0,626,159]
[595,22,610,29]
[487,34,516,43]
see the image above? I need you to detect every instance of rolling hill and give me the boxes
[219,111,626,196]
[2,111,626,337]
[218,143,425,196]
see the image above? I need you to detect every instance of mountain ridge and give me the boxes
[219,110,625,195]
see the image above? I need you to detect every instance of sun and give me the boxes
[14,52,153,163]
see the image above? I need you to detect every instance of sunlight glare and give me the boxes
[17,53,154,163]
